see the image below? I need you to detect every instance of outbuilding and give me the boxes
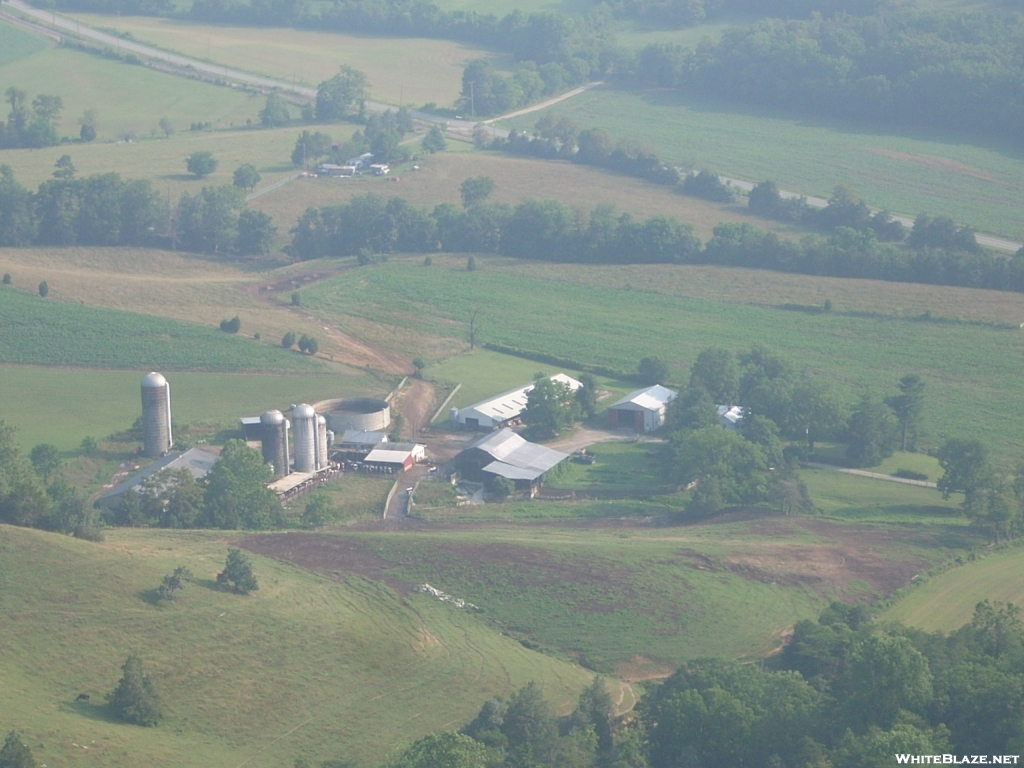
[453,374,583,430]
[94,447,220,511]
[454,428,568,494]
[362,442,426,471]
[607,385,678,432]
[717,405,747,431]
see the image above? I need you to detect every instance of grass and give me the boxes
[799,468,965,526]
[0,366,386,451]
[0,525,592,768]
[66,13,505,107]
[298,474,394,523]
[296,256,1024,455]
[502,85,1024,240]
[0,42,261,142]
[883,545,1024,632]
[547,442,667,492]
[0,19,48,66]
[0,286,329,373]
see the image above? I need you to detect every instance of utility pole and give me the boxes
[470,81,475,119]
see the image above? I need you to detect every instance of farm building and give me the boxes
[94,447,220,511]
[717,405,747,431]
[363,442,426,471]
[338,430,388,451]
[454,429,568,494]
[346,152,374,169]
[453,374,583,429]
[317,164,355,177]
[369,164,390,175]
[607,385,678,432]
[238,416,263,441]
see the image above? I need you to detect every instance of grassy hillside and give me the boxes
[503,86,1024,240]
[882,546,1024,632]
[67,14,505,106]
[297,256,1024,454]
[0,526,593,768]
[0,41,260,141]
[0,19,48,66]
[0,286,327,372]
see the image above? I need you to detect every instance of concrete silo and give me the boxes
[316,414,329,471]
[261,410,290,477]
[292,404,317,473]
[141,372,172,457]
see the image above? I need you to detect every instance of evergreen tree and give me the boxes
[107,655,161,726]
[217,547,259,594]
[0,731,36,768]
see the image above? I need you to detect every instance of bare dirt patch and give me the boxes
[614,655,676,682]
[857,147,1002,183]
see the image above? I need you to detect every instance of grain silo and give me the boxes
[316,414,329,470]
[261,410,290,477]
[141,372,172,457]
[292,404,317,473]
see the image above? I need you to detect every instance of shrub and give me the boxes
[219,316,241,333]
[2,273,10,285]
[282,331,296,348]
[38,281,48,298]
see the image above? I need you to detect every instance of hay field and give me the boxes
[503,86,1024,240]
[67,14,505,106]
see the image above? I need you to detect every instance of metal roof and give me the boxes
[364,447,415,464]
[268,471,317,494]
[610,385,678,412]
[340,429,388,445]
[95,447,219,508]
[467,428,568,480]
[717,405,747,425]
[459,374,582,425]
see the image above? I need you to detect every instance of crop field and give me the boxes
[0,525,592,768]
[798,469,965,526]
[503,86,1024,240]
[249,150,806,241]
[0,41,261,142]
[243,513,968,674]
[883,546,1024,632]
[0,285,331,374]
[296,256,1024,455]
[0,365,385,451]
[67,14,505,107]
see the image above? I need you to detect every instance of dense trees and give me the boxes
[259,89,290,127]
[523,375,580,438]
[314,66,366,122]
[201,440,282,530]
[0,88,63,149]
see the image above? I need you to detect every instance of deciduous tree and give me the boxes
[185,151,218,178]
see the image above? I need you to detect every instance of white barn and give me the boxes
[607,385,678,432]
[453,374,582,430]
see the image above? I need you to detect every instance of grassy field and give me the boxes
[502,86,1024,240]
[67,14,505,106]
[0,40,261,142]
[0,366,386,451]
[296,256,1024,455]
[799,468,965,526]
[0,285,331,373]
[244,512,972,675]
[547,442,667,492]
[883,546,1024,632]
[250,149,805,243]
[0,19,48,66]
[0,525,593,768]
[298,474,394,523]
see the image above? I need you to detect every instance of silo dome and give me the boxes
[293,404,316,419]
[140,372,172,457]
[141,372,167,388]
[261,409,285,426]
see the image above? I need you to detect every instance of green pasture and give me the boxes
[883,546,1024,632]
[430,0,592,16]
[412,495,682,523]
[67,13,504,107]
[0,365,385,451]
[0,19,48,66]
[547,441,668,492]
[0,42,261,142]
[0,287,329,373]
[502,86,1024,240]
[799,468,966,526]
[301,474,393,523]
[297,258,1024,456]
[0,525,591,768]
[328,515,964,672]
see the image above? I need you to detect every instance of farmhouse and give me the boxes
[363,442,426,471]
[453,374,583,429]
[717,405,747,431]
[607,385,678,432]
[454,428,568,494]
[94,447,220,511]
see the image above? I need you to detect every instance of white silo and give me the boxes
[292,404,317,473]
[261,410,290,477]
[141,372,172,457]
[316,414,329,470]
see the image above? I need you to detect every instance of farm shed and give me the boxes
[339,430,388,451]
[238,416,263,441]
[94,447,220,511]
[717,405,747,432]
[607,385,678,432]
[453,374,582,429]
[363,442,425,471]
[454,429,568,494]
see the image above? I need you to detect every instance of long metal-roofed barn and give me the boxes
[607,385,678,432]
[94,447,219,510]
[452,374,583,430]
[140,372,172,457]
[454,428,568,494]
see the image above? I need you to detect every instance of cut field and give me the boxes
[249,149,807,242]
[0,525,592,768]
[882,546,1024,632]
[502,85,1024,240]
[242,513,967,673]
[0,366,386,451]
[66,13,505,107]
[296,256,1024,454]
[0,40,261,142]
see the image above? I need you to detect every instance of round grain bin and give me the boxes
[323,397,391,433]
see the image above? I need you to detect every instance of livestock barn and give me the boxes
[607,385,678,432]
[452,374,582,430]
[454,429,568,495]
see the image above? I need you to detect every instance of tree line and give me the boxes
[285,600,1024,768]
